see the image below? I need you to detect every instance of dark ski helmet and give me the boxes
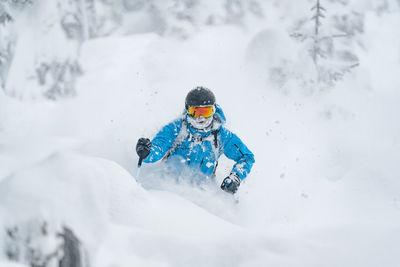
[185,86,216,109]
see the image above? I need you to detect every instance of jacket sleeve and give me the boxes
[221,128,255,180]
[143,119,182,163]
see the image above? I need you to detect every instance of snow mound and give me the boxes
[0,150,288,267]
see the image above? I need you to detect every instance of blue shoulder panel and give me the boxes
[143,119,182,163]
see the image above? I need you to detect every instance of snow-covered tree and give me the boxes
[0,1,21,90]
[5,220,89,267]
[58,0,97,41]
[94,0,265,38]
[1,0,99,99]
[291,0,359,88]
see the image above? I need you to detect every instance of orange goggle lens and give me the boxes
[187,106,214,118]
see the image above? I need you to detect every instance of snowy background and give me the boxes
[1,0,400,266]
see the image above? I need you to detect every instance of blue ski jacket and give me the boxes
[143,105,254,180]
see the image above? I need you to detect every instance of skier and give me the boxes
[136,87,254,194]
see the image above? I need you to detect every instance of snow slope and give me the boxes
[1,10,400,267]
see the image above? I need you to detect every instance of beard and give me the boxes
[187,115,213,130]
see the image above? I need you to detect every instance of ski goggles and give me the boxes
[187,106,214,118]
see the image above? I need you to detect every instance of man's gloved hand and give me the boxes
[220,173,241,194]
[136,138,151,159]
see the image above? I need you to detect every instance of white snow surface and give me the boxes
[1,10,400,267]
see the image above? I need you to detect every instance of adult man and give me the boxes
[136,87,254,194]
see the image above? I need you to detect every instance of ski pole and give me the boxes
[136,156,143,178]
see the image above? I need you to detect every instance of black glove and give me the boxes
[220,173,241,194]
[136,138,151,159]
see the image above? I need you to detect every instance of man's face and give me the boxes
[187,105,215,130]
